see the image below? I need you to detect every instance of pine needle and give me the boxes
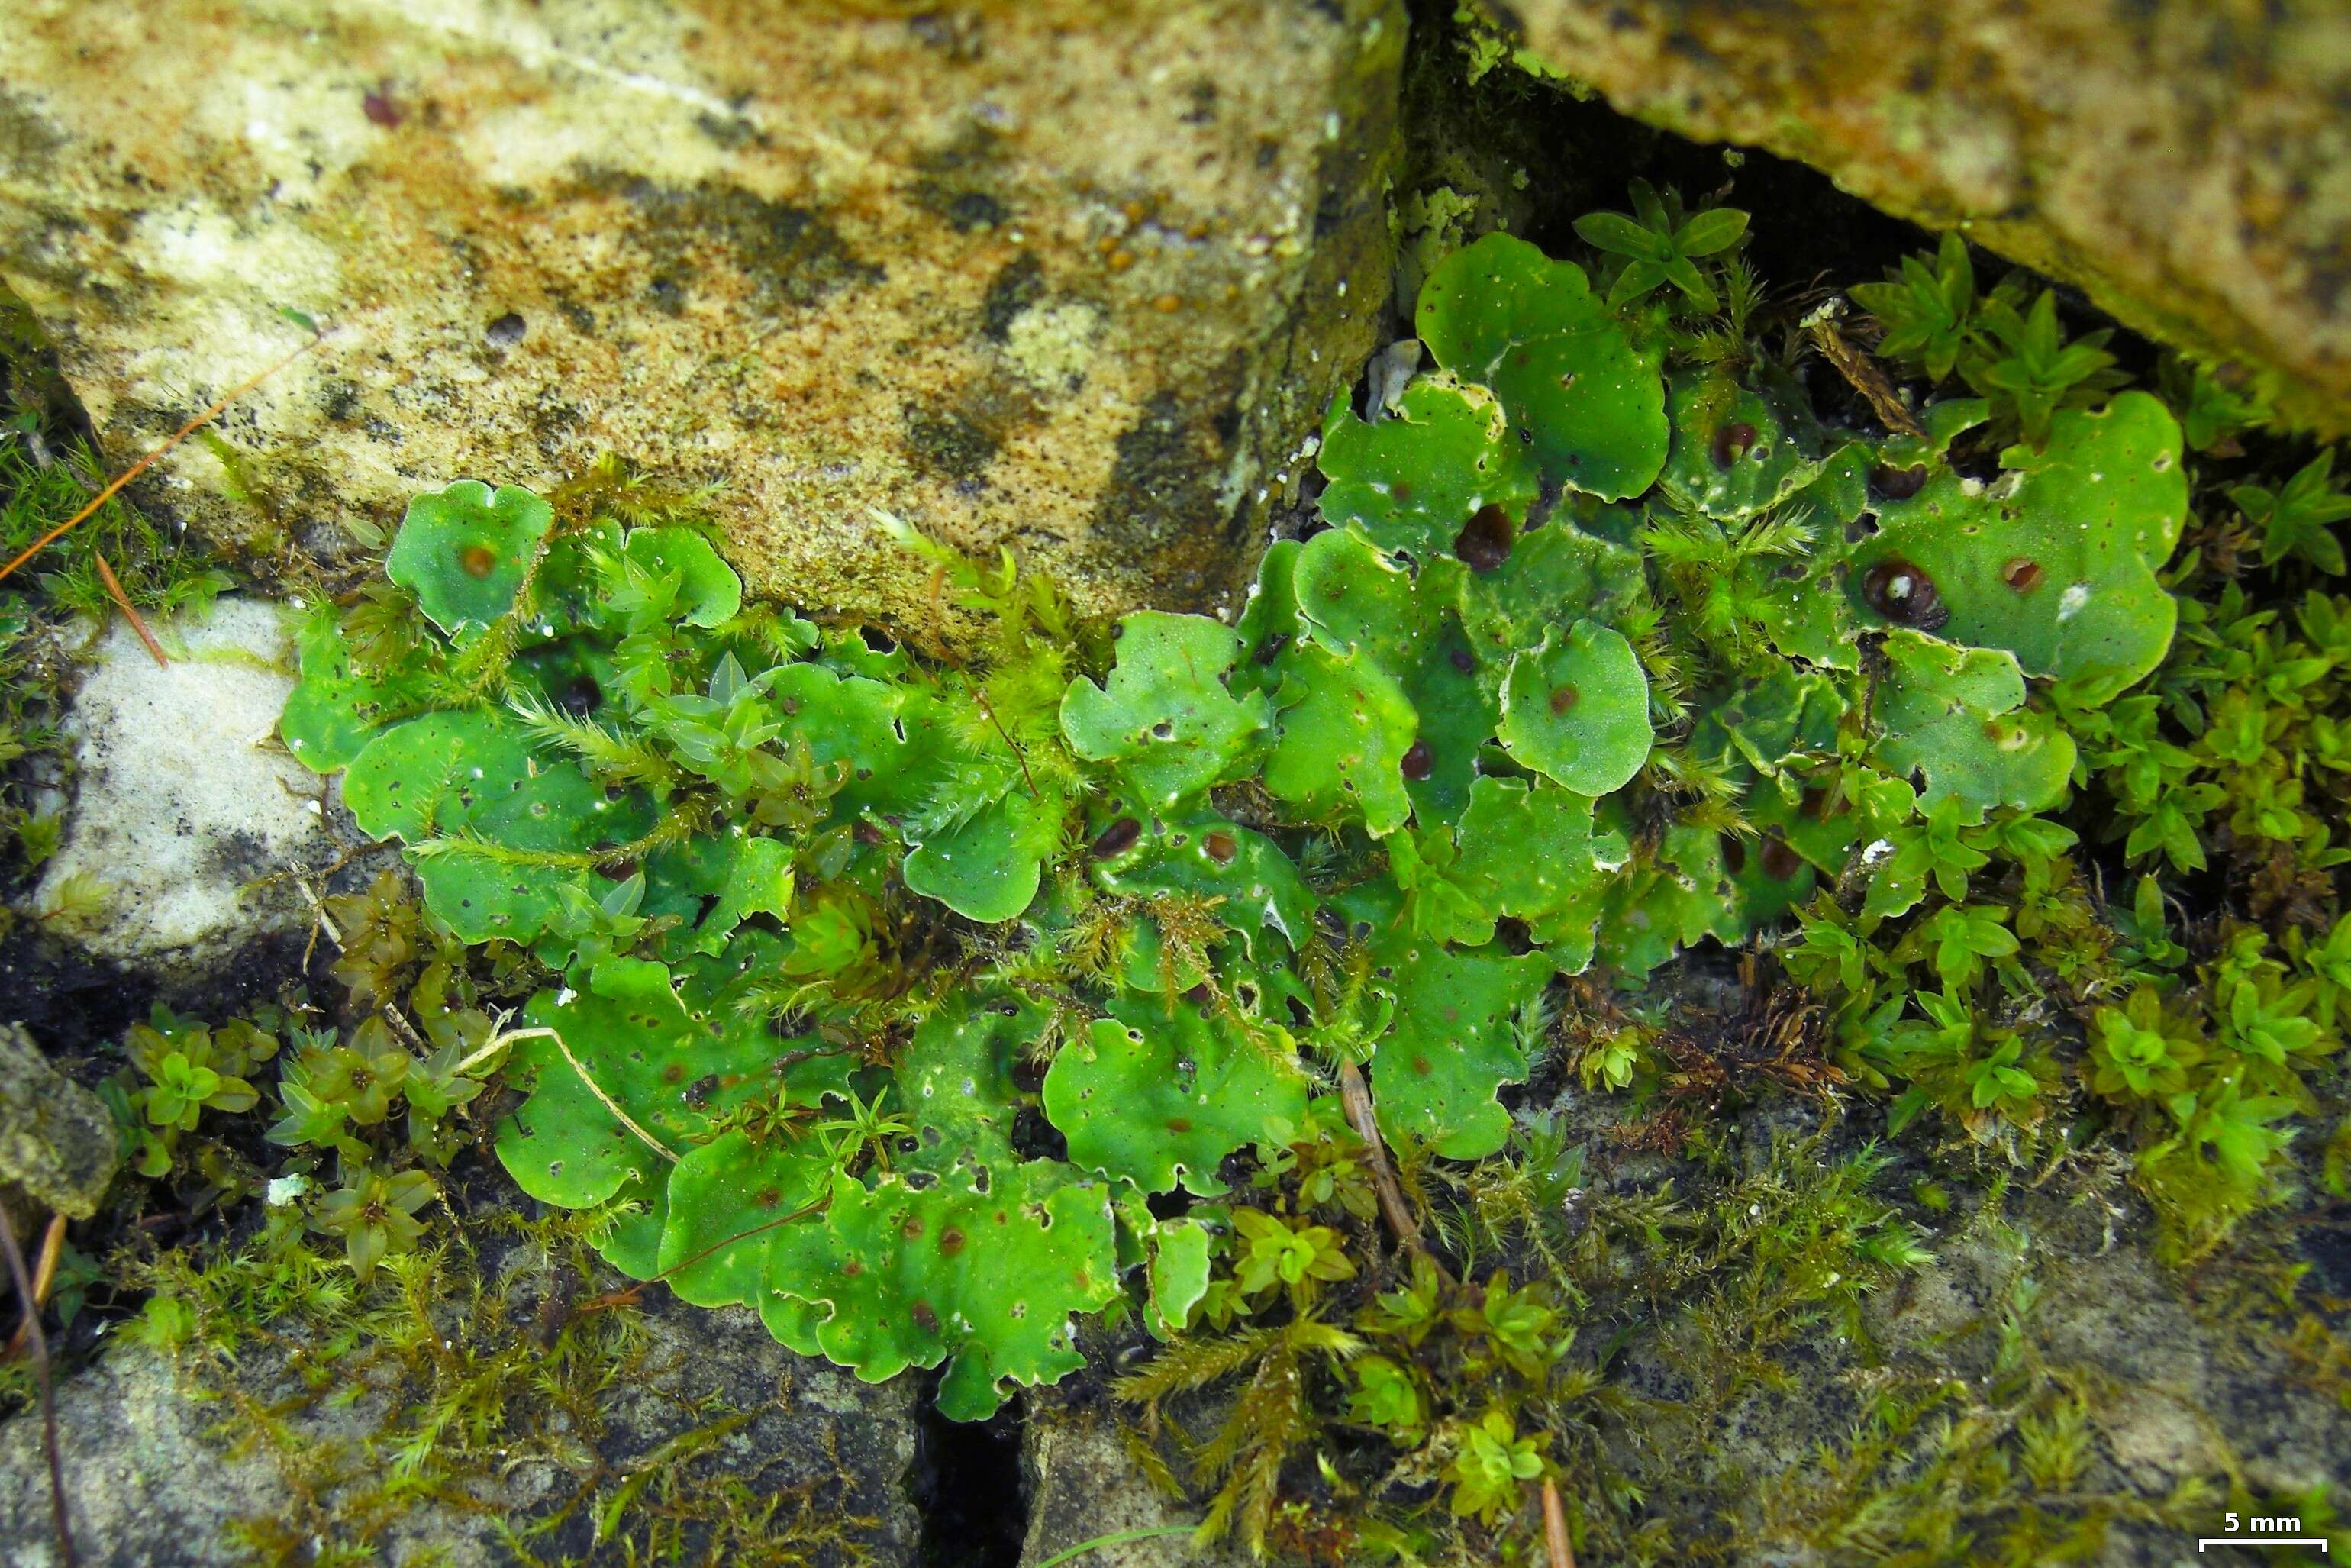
[0,324,325,585]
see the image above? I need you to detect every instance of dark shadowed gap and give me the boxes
[912,1376,1028,1568]
[1395,0,2163,388]
[1400,0,1934,303]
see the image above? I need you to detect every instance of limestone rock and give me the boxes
[0,1290,921,1566]
[1021,1401,1246,1568]
[25,598,336,982]
[0,0,1406,628]
[0,1022,116,1221]
[1495,0,2351,434]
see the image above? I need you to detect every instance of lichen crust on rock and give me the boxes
[0,0,1407,631]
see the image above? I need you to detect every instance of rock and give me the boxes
[24,598,335,986]
[1021,1402,1246,1568]
[1492,0,2351,434]
[0,1022,116,1220]
[0,1342,298,1568]
[0,1281,921,1566]
[0,0,1405,627]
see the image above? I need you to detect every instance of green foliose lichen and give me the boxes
[273,179,2345,1495]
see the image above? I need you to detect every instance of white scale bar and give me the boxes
[2198,1541,2329,1552]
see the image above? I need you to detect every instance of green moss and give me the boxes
[124,1210,892,1565]
[0,285,234,887]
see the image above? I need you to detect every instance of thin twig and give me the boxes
[452,1021,559,1079]
[1335,1057,1432,1263]
[547,1027,678,1163]
[3,1213,66,1360]
[649,1194,829,1280]
[973,690,1040,799]
[1542,1477,1576,1568]
[89,550,167,668]
[0,327,326,586]
[377,1005,431,1057]
[0,1204,76,1566]
[295,879,345,947]
[1802,302,1925,440]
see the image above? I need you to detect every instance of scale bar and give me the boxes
[2198,1541,2329,1552]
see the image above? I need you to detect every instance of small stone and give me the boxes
[1021,1403,1243,1567]
[0,1023,117,1221]
[24,599,336,986]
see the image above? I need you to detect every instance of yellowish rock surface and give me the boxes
[0,0,1404,624]
[1500,0,2351,434]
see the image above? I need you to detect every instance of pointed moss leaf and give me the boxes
[1044,1002,1307,1195]
[622,526,741,628]
[1455,521,1648,669]
[656,1130,833,1308]
[1059,611,1270,810]
[903,787,1053,923]
[1871,630,2076,821]
[1315,376,1538,557]
[1496,619,1652,795]
[279,607,431,772]
[774,1162,1116,1421]
[1368,943,1553,1160]
[1143,1218,1214,1341]
[1655,368,1828,521]
[495,959,796,1219]
[1856,392,2188,695]
[385,479,553,637]
[694,835,794,955]
[1416,232,1669,500]
[1264,642,1417,835]
[1092,809,1316,956]
[895,992,1035,1175]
